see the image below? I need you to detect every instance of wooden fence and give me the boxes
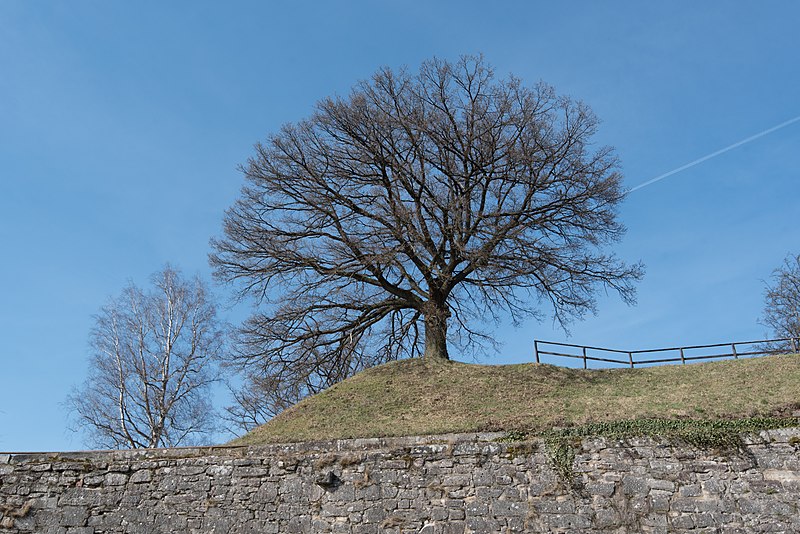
[533,337,800,369]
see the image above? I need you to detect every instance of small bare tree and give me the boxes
[211,56,643,429]
[67,266,225,448]
[761,253,800,353]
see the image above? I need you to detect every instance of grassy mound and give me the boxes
[232,354,800,446]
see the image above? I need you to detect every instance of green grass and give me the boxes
[232,353,800,446]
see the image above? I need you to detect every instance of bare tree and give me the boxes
[67,266,225,448]
[761,253,800,353]
[223,373,291,431]
[211,56,643,429]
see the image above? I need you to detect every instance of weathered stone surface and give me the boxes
[0,429,799,532]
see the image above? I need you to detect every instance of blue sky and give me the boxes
[1,1,798,451]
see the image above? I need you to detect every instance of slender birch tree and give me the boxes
[68,266,225,448]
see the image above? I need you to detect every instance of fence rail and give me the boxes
[533,337,800,369]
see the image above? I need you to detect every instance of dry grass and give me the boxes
[231,354,800,446]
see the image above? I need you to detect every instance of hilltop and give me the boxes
[232,354,800,446]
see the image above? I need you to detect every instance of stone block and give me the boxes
[103,473,128,486]
[60,506,89,527]
[670,514,695,529]
[491,500,526,517]
[622,474,650,496]
[586,481,616,496]
[464,501,488,516]
[129,469,152,484]
[593,507,620,528]
[465,516,501,534]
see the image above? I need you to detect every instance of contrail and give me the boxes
[627,115,800,193]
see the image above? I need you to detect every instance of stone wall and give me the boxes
[1,429,799,533]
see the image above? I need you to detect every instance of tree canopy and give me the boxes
[211,56,643,429]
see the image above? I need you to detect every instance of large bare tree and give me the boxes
[211,56,643,428]
[67,266,225,448]
[761,253,800,353]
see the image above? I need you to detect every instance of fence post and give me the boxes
[628,352,634,368]
[680,348,686,365]
[534,340,540,363]
[582,346,588,369]
[731,343,738,359]
[792,337,798,354]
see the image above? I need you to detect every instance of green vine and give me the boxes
[543,436,578,484]
[500,416,800,486]
[495,430,528,443]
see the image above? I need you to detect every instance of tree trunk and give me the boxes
[423,303,449,361]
